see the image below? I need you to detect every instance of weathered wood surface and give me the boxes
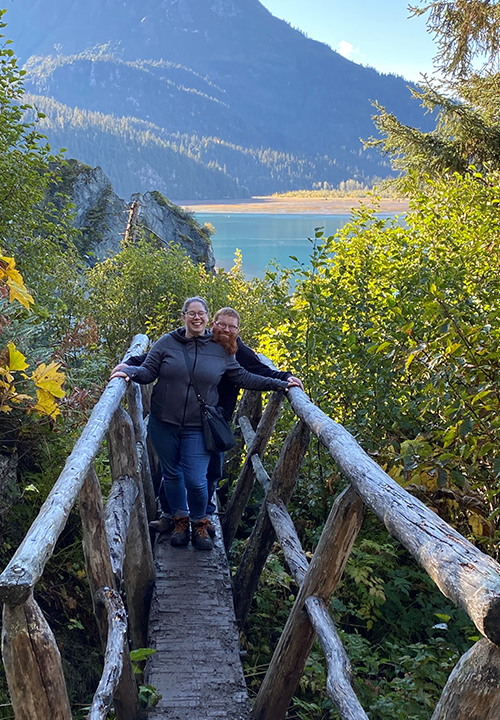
[252,486,364,720]
[127,382,156,520]
[2,594,72,720]
[431,638,500,720]
[238,415,271,492]
[107,407,154,651]
[80,466,115,598]
[223,391,285,549]
[0,334,149,606]
[87,588,130,720]
[145,518,250,720]
[80,468,141,720]
[287,386,500,644]
[104,474,138,586]
[238,415,256,448]
[305,597,369,720]
[233,421,310,624]
[235,389,262,430]
[267,501,309,585]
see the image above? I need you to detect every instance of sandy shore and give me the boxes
[174,196,409,214]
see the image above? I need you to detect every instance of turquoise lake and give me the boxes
[196,213,394,278]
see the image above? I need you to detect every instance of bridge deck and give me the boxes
[145,520,250,720]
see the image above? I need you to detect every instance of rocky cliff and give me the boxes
[54,159,215,270]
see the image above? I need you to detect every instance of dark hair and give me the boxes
[181,296,209,316]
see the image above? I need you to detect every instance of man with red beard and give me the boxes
[204,308,302,521]
[113,306,302,532]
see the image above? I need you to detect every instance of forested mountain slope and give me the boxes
[5,0,432,197]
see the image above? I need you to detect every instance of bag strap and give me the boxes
[181,343,206,408]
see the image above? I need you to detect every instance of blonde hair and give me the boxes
[213,307,240,326]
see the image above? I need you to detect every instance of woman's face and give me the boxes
[183,301,208,337]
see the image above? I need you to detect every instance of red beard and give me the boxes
[213,329,238,355]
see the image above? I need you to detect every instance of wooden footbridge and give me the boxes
[2,334,500,720]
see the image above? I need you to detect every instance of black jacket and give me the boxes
[124,336,291,420]
[121,330,289,425]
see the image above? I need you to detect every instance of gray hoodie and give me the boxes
[122,328,288,426]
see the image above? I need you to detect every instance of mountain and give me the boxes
[4,0,432,199]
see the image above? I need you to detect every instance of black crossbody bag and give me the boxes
[181,344,236,453]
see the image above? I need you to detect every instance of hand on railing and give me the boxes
[285,376,304,391]
[109,368,131,382]
[109,362,130,378]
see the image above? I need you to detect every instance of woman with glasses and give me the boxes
[110,296,298,551]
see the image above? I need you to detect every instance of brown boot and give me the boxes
[170,515,190,547]
[191,518,214,551]
[149,514,175,534]
[206,516,216,538]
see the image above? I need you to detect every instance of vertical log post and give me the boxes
[252,485,364,720]
[431,638,500,720]
[79,466,141,720]
[127,383,156,520]
[223,391,285,549]
[107,406,155,651]
[235,389,263,430]
[2,594,72,720]
[232,421,310,624]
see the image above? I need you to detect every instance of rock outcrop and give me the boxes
[56,159,215,270]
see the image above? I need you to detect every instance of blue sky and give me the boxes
[260,0,437,81]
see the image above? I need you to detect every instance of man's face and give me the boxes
[211,313,240,353]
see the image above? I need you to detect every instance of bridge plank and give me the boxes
[145,521,250,720]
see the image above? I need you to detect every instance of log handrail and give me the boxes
[286,385,500,643]
[0,334,149,606]
[227,358,500,720]
[0,334,151,720]
[3,338,500,720]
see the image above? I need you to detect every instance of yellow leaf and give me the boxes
[10,393,32,404]
[7,342,28,371]
[468,513,484,536]
[31,361,65,398]
[0,404,13,413]
[7,278,34,309]
[0,369,14,383]
[33,388,60,417]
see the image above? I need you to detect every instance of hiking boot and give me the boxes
[149,513,175,534]
[170,516,190,547]
[191,518,214,551]
[206,517,216,539]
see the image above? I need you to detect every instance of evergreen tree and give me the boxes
[365,0,500,187]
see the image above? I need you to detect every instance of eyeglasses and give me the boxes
[215,321,239,332]
[184,311,207,318]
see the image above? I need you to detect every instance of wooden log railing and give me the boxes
[226,360,500,720]
[3,337,500,720]
[0,334,154,720]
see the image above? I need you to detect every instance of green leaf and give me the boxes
[130,647,157,662]
[459,417,473,438]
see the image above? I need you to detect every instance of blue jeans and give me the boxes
[206,451,225,515]
[148,414,211,522]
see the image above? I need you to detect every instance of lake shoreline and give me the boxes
[174,196,409,215]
